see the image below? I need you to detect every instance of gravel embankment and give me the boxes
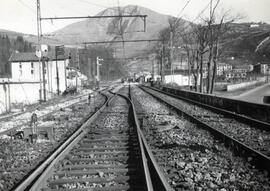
[142,87,270,157]
[132,85,270,191]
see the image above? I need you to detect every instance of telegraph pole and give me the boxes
[37,0,42,102]
[161,41,165,83]
[170,30,173,77]
[42,58,46,101]
[96,57,103,89]
[55,52,59,95]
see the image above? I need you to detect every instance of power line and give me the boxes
[83,39,163,45]
[40,14,147,20]
[17,0,36,14]
[174,0,192,26]
[192,0,212,22]
[77,0,109,9]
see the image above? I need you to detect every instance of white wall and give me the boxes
[11,61,40,81]
[226,78,265,91]
[46,60,67,94]
[11,59,68,95]
[164,74,192,86]
[0,82,40,113]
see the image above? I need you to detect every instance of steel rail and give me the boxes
[140,86,270,174]
[14,91,112,191]
[121,84,173,191]
[128,95,173,190]
[146,85,270,132]
[110,90,153,191]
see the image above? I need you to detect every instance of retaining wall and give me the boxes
[153,85,270,123]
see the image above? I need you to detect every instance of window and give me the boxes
[31,62,34,75]
[19,62,22,76]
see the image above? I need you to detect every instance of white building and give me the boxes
[8,51,69,103]
[66,66,88,89]
[164,74,193,86]
[217,63,232,76]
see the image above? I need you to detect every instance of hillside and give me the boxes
[50,5,177,58]
[1,6,270,77]
[220,22,270,65]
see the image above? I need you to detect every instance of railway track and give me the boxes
[139,85,270,174]
[0,90,109,191]
[14,87,169,191]
[131,85,270,190]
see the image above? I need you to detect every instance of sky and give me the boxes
[0,0,270,35]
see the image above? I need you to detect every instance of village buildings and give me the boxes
[0,50,70,113]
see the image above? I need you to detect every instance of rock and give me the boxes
[98,171,104,178]
[229,174,236,182]
[208,181,217,189]
[204,173,212,181]
[194,172,203,182]
[186,170,194,179]
[185,163,193,170]
[190,153,195,162]
[176,161,186,169]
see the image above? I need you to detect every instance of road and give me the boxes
[233,83,270,104]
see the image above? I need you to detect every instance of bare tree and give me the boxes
[193,24,209,92]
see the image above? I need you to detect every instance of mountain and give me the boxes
[220,22,270,65]
[1,5,270,77]
[50,5,177,57]
[48,5,188,75]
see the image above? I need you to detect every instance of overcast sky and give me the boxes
[1,0,270,34]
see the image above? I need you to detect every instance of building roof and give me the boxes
[9,51,67,62]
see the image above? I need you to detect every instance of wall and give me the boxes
[226,79,265,91]
[157,85,270,123]
[164,74,191,86]
[11,59,68,95]
[0,82,40,113]
[47,60,67,94]
[11,61,40,81]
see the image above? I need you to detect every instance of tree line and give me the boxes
[156,0,242,94]
[0,35,34,77]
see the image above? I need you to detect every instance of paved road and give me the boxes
[233,83,270,104]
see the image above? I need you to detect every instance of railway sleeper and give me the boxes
[61,164,138,171]
[42,184,146,191]
[48,175,143,187]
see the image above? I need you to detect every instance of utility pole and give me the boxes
[7,79,11,112]
[152,55,155,81]
[37,0,42,102]
[55,52,59,95]
[96,57,103,89]
[170,30,173,78]
[55,45,64,95]
[161,41,165,83]
[88,57,92,82]
[42,58,46,101]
